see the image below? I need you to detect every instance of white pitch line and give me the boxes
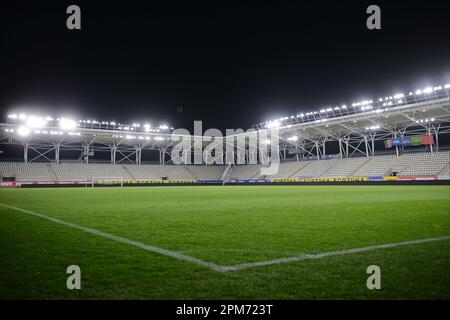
[0,203,226,272]
[221,235,450,271]
[1,202,449,273]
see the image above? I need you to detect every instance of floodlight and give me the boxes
[8,114,17,119]
[17,126,30,136]
[415,89,422,94]
[423,87,433,93]
[266,120,280,128]
[393,93,404,99]
[19,113,27,120]
[110,122,116,126]
[445,84,450,89]
[154,136,164,141]
[59,118,77,130]
[287,136,298,141]
[46,116,54,121]
[26,116,46,128]
[159,124,168,130]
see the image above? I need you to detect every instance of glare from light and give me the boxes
[17,126,30,136]
[159,124,169,130]
[26,116,47,128]
[19,113,27,120]
[415,89,422,95]
[59,118,77,130]
[393,93,404,99]
[423,87,433,94]
[266,120,280,129]
[445,84,450,89]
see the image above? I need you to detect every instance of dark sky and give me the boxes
[1,0,449,132]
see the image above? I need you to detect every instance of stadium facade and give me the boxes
[1,83,450,186]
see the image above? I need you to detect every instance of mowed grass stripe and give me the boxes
[1,201,449,273]
[1,186,450,298]
[0,202,225,272]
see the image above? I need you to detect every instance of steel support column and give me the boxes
[23,143,28,163]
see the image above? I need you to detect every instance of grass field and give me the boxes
[0,185,449,299]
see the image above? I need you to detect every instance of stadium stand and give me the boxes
[124,164,195,180]
[268,161,312,178]
[229,164,263,180]
[1,151,449,182]
[186,166,223,180]
[352,151,449,177]
[320,157,370,178]
[294,160,334,178]
[52,163,133,181]
[0,162,54,181]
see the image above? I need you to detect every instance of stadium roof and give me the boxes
[1,82,450,163]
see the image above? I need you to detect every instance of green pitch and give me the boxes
[0,185,449,299]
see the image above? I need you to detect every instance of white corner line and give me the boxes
[0,203,226,272]
[1,202,449,273]
[220,235,450,271]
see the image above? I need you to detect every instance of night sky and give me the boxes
[1,0,449,132]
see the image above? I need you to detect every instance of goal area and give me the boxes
[91,177,124,187]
